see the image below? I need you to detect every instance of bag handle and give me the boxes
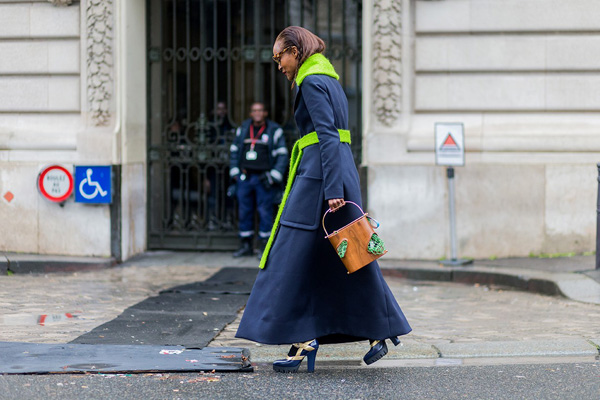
[322,201,366,237]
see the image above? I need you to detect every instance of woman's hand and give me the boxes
[328,198,345,212]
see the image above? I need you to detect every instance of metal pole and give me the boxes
[253,0,261,103]
[441,166,472,267]
[596,163,600,270]
[447,166,457,261]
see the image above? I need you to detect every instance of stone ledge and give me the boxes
[380,263,600,305]
[0,253,7,274]
[2,252,116,274]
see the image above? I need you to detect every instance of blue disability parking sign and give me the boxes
[74,166,112,204]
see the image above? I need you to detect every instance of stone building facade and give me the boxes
[0,0,145,260]
[365,0,600,259]
[0,0,598,261]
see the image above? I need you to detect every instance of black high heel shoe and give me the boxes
[363,336,401,365]
[273,339,319,373]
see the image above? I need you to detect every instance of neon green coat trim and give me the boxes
[259,130,351,269]
[295,53,339,87]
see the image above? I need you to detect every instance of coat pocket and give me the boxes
[280,175,323,230]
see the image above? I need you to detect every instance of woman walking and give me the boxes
[235,26,412,373]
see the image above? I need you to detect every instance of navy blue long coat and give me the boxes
[236,74,412,345]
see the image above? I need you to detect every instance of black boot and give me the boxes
[257,238,269,260]
[233,237,254,258]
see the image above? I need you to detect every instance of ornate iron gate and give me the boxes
[147,0,362,250]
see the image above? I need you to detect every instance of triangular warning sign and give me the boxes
[440,133,460,151]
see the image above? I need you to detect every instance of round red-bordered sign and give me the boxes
[37,165,74,203]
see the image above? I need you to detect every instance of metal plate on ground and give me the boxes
[162,267,257,295]
[71,312,233,348]
[131,292,249,313]
[71,267,258,348]
[0,342,252,374]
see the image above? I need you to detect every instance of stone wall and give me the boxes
[364,0,600,259]
[0,0,114,256]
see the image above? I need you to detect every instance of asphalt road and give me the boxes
[1,359,598,399]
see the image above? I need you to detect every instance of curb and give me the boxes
[1,253,116,274]
[0,253,8,275]
[245,338,600,363]
[380,264,600,305]
[381,266,560,297]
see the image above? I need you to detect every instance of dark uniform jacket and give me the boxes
[229,119,288,184]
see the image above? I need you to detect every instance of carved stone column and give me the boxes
[372,0,402,126]
[86,0,114,127]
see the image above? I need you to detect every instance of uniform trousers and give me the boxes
[236,173,274,239]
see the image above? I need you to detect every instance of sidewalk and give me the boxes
[210,254,600,363]
[3,251,599,304]
[1,251,599,366]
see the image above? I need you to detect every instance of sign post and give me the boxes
[596,163,600,270]
[435,123,472,266]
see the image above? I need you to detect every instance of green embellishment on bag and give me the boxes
[337,240,348,258]
[368,233,386,255]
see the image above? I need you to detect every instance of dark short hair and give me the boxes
[275,26,326,71]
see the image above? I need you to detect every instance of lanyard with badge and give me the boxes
[246,124,266,161]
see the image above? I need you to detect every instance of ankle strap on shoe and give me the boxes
[293,339,317,351]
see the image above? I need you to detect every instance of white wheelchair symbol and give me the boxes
[79,168,108,199]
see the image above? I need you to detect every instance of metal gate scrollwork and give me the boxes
[147,0,362,250]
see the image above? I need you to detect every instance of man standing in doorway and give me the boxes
[229,102,288,258]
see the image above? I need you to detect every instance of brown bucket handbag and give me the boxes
[322,201,387,274]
